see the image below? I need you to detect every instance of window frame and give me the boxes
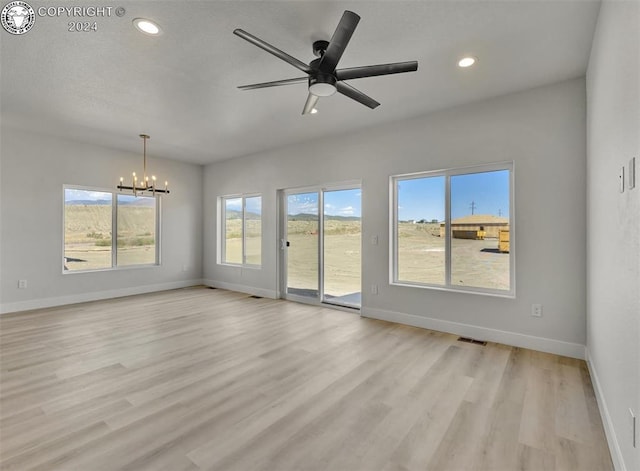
[219,193,262,268]
[62,185,161,274]
[390,161,515,298]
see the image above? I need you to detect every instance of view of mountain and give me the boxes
[225,210,261,220]
[65,199,111,206]
[66,198,156,207]
[288,213,361,222]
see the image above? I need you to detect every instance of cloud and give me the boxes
[244,197,261,213]
[287,194,319,214]
[224,199,242,211]
[339,206,354,216]
[65,188,111,201]
[288,200,318,214]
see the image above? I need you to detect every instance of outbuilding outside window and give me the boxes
[391,162,514,297]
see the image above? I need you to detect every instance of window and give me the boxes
[223,197,243,265]
[116,194,157,267]
[220,195,262,267]
[244,196,262,265]
[63,187,159,272]
[64,188,113,271]
[392,162,514,296]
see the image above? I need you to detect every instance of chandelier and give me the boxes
[117,134,170,196]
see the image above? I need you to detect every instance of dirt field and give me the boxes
[398,222,509,290]
[224,219,261,265]
[67,206,507,291]
[64,205,156,271]
[224,219,362,297]
[398,224,509,290]
[224,220,509,294]
[286,231,362,297]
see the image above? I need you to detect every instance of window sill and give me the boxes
[391,280,515,299]
[63,264,160,275]
[218,263,262,270]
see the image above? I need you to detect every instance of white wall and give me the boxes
[0,127,204,313]
[204,78,588,359]
[586,1,640,470]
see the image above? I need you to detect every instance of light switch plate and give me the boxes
[629,157,636,190]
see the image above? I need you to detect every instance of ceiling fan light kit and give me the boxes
[234,10,418,115]
[309,73,337,97]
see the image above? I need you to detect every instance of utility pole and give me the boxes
[469,201,477,215]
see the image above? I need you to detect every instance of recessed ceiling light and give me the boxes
[458,56,477,68]
[310,108,318,114]
[133,18,161,35]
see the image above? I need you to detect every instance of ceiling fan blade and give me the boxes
[239,77,308,90]
[319,11,360,73]
[336,61,418,81]
[302,93,319,115]
[336,82,380,109]
[234,29,311,74]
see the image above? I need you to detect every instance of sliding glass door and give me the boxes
[283,185,361,309]
[322,188,361,307]
[286,192,320,299]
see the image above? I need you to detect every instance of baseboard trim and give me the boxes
[0,279,204,315]
[202,279,278,300]
[361,307,585,359]
[585,349,627,471]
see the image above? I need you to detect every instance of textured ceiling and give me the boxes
[1,0,601,164]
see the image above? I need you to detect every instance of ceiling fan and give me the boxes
[233,10,418,115]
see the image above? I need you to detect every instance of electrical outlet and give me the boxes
[531,304,543,317]
[371,284,378,295]
[620,166,625,193]
[18,280,27,289]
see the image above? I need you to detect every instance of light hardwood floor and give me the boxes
[0,287,612,471]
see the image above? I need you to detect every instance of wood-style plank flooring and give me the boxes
[0,287,613,470]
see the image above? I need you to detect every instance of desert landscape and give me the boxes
[67,204,508,294]
[64,200,156,271]
[226,217,509,298]
[397,222,510,291]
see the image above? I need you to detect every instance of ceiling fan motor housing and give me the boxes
[312,40,330,57]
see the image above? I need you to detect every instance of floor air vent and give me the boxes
[249,295,263,299]
[457,337,487,346]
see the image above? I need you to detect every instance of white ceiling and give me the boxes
[1,0,601,165]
